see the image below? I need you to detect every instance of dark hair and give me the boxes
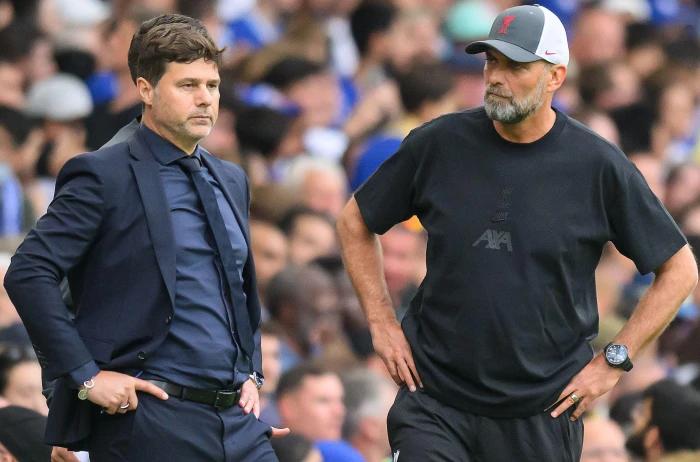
[129,14,220,85]
[235,106,295,158]
[645,379,700,452]
[0,106,36,146]
[260,320,285,339]
[54,49,96,80]
[276,362,334,398]
[176,0,216,20]
[350,0,397,55]
[270,434,315,462]
[0,21,42,63]
[396,61,454,113]
[278,206,335,236]
[0,344,37,394]
[262,57,324,90]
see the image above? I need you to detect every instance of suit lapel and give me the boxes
[127,130,176,309]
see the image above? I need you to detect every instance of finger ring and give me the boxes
[569,393,580,404]
[119,402,130,409]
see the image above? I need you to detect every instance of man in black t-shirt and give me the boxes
[337,5,698,462]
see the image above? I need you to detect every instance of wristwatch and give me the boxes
[249,372,264,390]
[603,343,633,371]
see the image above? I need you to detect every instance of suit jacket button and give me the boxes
[165,315,172,324]
[137,351,146,361]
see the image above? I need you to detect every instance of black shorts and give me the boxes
[387,387,583,462]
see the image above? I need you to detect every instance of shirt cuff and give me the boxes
[67,361,100,389]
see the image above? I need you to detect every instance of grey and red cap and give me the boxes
[465,5,569,66]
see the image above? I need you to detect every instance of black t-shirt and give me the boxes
[354,107,687,418]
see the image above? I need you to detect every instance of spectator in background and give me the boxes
[249,219,289,304]
[0,58,25,110]
[280,207,337,266]
[571,108,621,146]
[23,73,92,213]
[236,104,303,186]
[626,379,700,462]
[0,405,51,462]
[84,6,158,150]
[379,225,426,313]
[578,62,642,113]
[571,7,626,67]
[665,163,700,219]
[284,157,348,218]
[582,416,630,462]
[259,321,284,427]
[0,21,55,87]
[350,60,456,190]
[0,107,35,235]
[277,363,346,442]
[270,434,322,462]
[349,0,397,95]
[226,0,301,52]
[175,0,224,47]
[0,344,47,415]
[385,7,441,74]
[0,253,28,346]
[342,368,397,462]
[262,57,342,130]
[266,264,342,370]
[652,81,699,166]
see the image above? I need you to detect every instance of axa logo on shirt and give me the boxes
[472,229,513,252]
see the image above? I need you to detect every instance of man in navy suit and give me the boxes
[4,14,286,461]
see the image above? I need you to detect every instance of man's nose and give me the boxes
[486,66,505,87]
[195,86,212,106]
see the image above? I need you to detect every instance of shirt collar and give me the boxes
[139,123,202,165]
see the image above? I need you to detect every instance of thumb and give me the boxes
[270,426,291,438]
[133,378,169,400]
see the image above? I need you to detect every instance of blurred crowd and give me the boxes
[0,0,700,461]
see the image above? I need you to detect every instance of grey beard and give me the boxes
[484,76,547,124]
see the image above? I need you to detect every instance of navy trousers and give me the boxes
[87,393,277,461]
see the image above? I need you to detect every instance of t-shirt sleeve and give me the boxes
[609,163,687,275]
[353,133,418,235]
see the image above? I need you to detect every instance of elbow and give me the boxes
[673,245,698,295]
[336,197,370,241]
[3,260,21,295]
[686,257,699,293]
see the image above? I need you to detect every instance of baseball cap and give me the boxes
[25,73,93,121]
[465,5,569,66]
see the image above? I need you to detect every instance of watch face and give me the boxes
[606,344,628,365]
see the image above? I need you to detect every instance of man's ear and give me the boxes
[137,77,155,106]
[644,425,662,453]
[547,64,567,92]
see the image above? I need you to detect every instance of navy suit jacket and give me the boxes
[4,127,264,449]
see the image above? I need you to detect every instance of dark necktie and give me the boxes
[176,155,255,359]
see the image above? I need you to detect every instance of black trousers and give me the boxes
[387,387,583,462]
[87,393,277,462]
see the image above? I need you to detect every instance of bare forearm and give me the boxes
[337,198,395,325]
[614,244,698,358]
